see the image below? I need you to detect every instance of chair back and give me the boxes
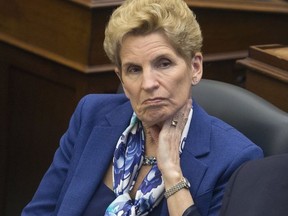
[193,79,288,156]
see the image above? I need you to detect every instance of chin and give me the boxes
[141,112,170,127]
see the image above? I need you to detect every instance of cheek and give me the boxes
[123,86,139,106]
[168,80,192,109]
[122,82,137,100]
[173,73,192,95]
[123,89,130,99]
[173,87,191,106]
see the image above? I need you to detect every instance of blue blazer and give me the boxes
[22,94,263,216]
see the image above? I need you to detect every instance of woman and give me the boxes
[22,0,263,215]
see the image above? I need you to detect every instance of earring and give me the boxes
[192,77,198,85]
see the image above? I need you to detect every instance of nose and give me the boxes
[141,68,159,91]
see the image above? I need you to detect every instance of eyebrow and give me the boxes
[121,52,175,68]
[122,62,139,70]
[153,54,172,62]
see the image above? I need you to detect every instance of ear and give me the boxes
[115,67,129,98]
[114,67,122,83]
[190,52,203,86]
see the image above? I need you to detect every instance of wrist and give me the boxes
[164,176,191,199]
[162,171,183,188]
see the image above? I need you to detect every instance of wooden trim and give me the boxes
[71,0,288,14]
[0,32,115,74]
[69,0,123,8]
[186,0,288,14]
[237,58,288,83]
[68,0,288,13]
[248,44,288,71]
[0,32,85,72]
[0,30,248,73]
[203,50,248,62]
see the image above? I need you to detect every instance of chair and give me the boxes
[192,79,288,156]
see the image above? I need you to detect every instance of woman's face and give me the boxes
[117,32,202,127]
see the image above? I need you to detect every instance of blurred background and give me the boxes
[0,0,287,215]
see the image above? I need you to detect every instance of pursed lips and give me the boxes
[142,97,166,106]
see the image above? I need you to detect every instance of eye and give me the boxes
[126,65,141,74]
[157,58,172,69]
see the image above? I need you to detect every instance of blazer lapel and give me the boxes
[58,100,133,215]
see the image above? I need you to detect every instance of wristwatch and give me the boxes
[164,177,191,199]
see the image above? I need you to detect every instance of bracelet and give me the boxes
[164,177,191,199]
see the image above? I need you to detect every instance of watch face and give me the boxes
[184,177,191,188]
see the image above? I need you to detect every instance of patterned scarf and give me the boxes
[105,110,192,216]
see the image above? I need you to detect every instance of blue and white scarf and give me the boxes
[105,110,192,216]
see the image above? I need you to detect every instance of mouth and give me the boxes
[142,97,166,106]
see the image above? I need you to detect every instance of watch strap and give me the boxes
[164,177,190,199]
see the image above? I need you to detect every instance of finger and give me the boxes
[171,99,192,131]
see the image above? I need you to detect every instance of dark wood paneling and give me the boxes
[0,42,119,216]
[5,67,75,215]
[0,59,9,215]
[195,8,288,54]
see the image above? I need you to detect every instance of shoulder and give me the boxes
[191,101,263,173]
[75,93,130,115]
[79,93,129,109]
[225,154,288,194]
[209,116,256,150]
[236,153,288,177]
[69,93,132,131]
[210,114,263,168]
[219,154,288,216]
[193,101,262,153]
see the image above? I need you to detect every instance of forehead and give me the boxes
[120,32,177,62]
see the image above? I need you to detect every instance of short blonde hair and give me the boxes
[103,0,203,68]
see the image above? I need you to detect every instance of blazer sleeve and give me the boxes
[21,96,88,215]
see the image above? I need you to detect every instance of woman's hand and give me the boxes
[157,99,192,181]
[147,99,194,215]
[148,99,192,182]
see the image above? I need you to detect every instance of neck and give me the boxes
[143,127,158,157]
